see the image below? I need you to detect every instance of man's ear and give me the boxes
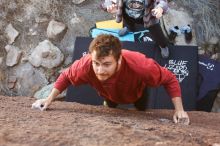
[118,55,122,65]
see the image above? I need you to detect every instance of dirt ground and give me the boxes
[0,96,220,146]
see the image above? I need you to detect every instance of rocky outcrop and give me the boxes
[1,95,220,146]
[0,0,113,97]
[28,40,64,69]
[0,0,219,112]
[47,19,67,40]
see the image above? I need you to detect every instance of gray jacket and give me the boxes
[116,0,169,27]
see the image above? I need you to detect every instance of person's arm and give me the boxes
[41,88,61,111]
[37,69,72,111]
[31,87,62,111]
[31,56,91,111]
[172,97,190,125]
[32,67,73,111]
[140,57,189,124]
[161,68,190,125]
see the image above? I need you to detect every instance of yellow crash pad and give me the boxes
[96,19,123,29]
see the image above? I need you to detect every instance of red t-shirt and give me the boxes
[54,50,181,104]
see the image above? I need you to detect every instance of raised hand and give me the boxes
[151,7,163,19]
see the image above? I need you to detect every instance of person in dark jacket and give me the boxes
[104,0,170,58]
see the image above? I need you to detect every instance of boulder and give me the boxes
[28,40,64,69]
[5,45,22,67]
[5,23,19,44]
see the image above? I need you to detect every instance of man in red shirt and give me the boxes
[32,34,189,125]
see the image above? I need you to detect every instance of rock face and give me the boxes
[0,96,220,146]
[0,0,112,97]
[0,0,219,112]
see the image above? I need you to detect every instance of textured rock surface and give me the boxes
[0,96,220,146]
[0,0,219,111]
[0,0,112,96]
[28,40,64,69]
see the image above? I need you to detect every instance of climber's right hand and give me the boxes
[31,98,52,111]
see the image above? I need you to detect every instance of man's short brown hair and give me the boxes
[89,34,122,60]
